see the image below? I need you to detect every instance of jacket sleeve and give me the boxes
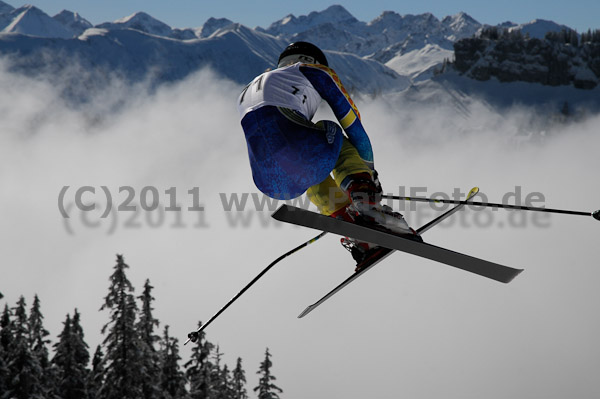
[299,64,374,169]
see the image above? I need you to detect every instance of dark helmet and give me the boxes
[277,41,328,68]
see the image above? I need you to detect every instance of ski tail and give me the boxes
[297,247,394,318]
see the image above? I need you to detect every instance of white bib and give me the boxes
[238,63,322,120]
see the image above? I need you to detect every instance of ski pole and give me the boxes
[184,231,327,345]
[381,194,600,221]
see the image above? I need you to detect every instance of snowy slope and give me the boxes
[385,44,453,81]
[75,24,286,84]
[326,50,410,93]
[208,23,409,92]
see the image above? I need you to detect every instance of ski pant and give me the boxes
[307,137,372,216]
[241,106,372,211]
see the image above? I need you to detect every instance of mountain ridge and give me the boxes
[0,2,597,111]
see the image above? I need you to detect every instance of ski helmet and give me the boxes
[277,41,328,67]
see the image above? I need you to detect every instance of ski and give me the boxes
[272,204,522,283]
[295,187,480,318]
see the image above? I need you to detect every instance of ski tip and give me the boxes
[593,210,600,221]
[468,187,480,198]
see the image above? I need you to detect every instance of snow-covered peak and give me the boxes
[53,10,92,36]
[2,5,74,38]
[441,12,481,40]
[304,5,357,25]
[263,5,358,36]
[367,10,403,28]
[369,11,443,35]
[508,19,572,39]
[198,17,234,38]
[442,12,477,27]
[98,11,173,37]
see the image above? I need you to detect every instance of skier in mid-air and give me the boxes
[186,42,535,342]
[237,41,421,264]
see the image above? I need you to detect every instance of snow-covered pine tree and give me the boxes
[221,364,236,399]
[53,314,75,397]
[87,345,105,398]
[71,310,90,368]
[28,294,55,397]
[211,346,234,399]
[98,254,144,399]
[4,296,45,399]
[159,325,187,399]
[254,348,283,399]
[185,321,215,399]
[211,345,224,396]
[52,310,90,399]
[28,295,50,365]
[52,314,89,399]
[231,357,248,399]
[137,279,161,399]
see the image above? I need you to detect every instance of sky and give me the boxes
[3,0,600,32]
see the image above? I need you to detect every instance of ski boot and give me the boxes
[330,204,380,269]
[344,172,422,241]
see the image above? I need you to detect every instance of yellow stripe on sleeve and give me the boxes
[340,109,357,129]
[305,64,361,121]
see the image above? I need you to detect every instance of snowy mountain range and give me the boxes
[0,1,598,109]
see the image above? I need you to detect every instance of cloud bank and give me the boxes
[1,61,599,398]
